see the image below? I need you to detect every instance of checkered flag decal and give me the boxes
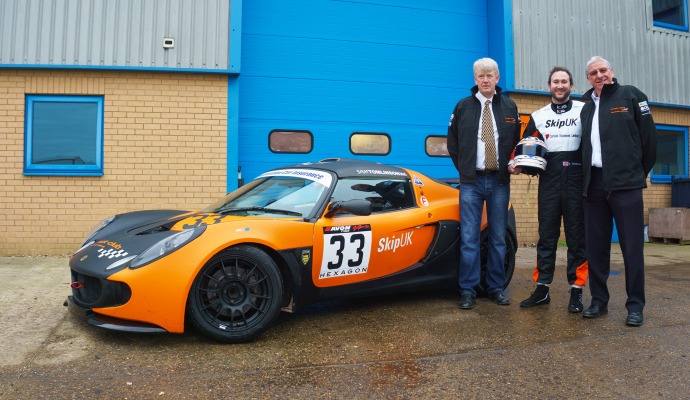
[98,248,129,259]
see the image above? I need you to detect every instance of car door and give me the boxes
[311,178,437,288]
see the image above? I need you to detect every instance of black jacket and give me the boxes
[446,85,521,184]
[580,79,657,194]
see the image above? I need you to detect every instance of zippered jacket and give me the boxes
[580,79,657,194]
[447,85,521,184]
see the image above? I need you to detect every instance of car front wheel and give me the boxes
[187,245,283,343]
[478,230,516,295]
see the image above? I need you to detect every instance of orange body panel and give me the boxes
[310,170,460,288]
[94,217,314,332]
[89,169,496,334]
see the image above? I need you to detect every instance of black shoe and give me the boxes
[626,311,643,326]
[459,293,476,309]
[520,285,550,308]
[568,287,584,313]
[583,304,608,318]
[489,291,510,305]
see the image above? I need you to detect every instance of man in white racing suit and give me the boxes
[515,67,588,312]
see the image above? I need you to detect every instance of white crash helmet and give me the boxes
[513,137,548,175]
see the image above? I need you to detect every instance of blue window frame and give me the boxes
[24,95,104,176]
[650,125,689,183]
[652,0,689,32]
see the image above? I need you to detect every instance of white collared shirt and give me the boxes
[590,92,603,167]
[475,91,499,170]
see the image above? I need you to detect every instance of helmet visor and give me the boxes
[515,142,548,158]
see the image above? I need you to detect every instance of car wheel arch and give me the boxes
[185,243,289,343]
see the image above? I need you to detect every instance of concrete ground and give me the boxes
[0,243,688,399]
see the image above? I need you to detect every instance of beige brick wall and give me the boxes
[0,70,687,255]
[0,70,228,255]
[510,93,688,246]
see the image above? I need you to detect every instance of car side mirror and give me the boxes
[324,199,372,218]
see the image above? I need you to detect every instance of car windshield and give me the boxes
[203,169,333,218]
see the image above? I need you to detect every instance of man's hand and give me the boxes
[508,164,522,175]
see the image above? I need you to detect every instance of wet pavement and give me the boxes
[1,243,689,399]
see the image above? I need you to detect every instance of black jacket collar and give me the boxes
[470,85,504,100]
[583,78,620,100]
[551,99,573,114]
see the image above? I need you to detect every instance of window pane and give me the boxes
[332,178,415,212]
[655,128,684,175]
[25,95,103,176]
[269,130,313,153]
[32,102,98,165]
[426,136,449,157]
[350,133,390,155]
[653,0,687,28]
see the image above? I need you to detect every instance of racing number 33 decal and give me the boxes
[320,225,372,279]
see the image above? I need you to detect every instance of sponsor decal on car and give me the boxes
[258,169,333,187]
[377,231,413,253]
[301,249,311,265]
[98,248,129,259]
[355,169,407,177]
[413,175,424,187]
[420,196,429,206]
[91,240,129,259]
[319,225,372,279]
[93,240,123,250]
[181,213,225,229]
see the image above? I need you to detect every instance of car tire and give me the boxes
[187,245,283,343]
[477,230,516,296]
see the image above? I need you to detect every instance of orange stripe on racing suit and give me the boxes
[574,261,588,287]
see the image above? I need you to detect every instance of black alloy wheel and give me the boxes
[187,245,283,343]
[478,230,516,296]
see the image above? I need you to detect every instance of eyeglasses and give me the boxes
[587,67,610,78]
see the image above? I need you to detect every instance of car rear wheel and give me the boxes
[187,245,283,343]
[478,230,516,295]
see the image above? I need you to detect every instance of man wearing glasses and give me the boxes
[579,56,657,326]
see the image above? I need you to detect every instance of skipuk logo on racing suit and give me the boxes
[545,118,578,129]
[377,231,413,253]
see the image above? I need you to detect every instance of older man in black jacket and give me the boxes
[447,57,521,309]
[580,56,657,326]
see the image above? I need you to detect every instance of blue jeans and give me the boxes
[459,175,509,296]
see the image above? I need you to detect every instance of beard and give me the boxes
[551,90,571,104]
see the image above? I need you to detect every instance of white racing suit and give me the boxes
[523,100,588,286]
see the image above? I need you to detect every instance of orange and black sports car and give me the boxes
[67,159,517,343]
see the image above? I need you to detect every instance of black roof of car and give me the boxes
[278,158,410,180]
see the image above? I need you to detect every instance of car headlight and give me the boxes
[129,227,204,269]
[83,216,116,244]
